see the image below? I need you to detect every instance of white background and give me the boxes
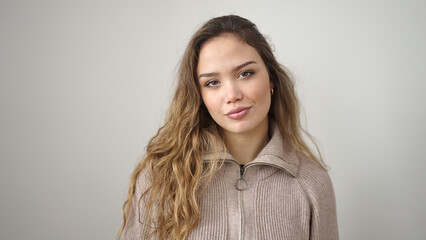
[1,0,425,239]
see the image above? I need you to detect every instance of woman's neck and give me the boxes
[223,118,270,165]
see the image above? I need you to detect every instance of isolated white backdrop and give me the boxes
[1,0,425,239]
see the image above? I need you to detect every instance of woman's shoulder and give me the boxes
[134,166,152,193]
[295,154,335,200]
[294,154,339,238]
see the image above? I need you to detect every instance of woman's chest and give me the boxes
[188,165,311,240]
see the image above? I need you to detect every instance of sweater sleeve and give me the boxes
[121,169,152,240]
[297,157,339,240]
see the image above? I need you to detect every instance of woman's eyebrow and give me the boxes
[198,60,257,79]
[232,60,257,72]
[198,71,219,79]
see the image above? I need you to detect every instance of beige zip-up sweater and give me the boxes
[123,124,338,239]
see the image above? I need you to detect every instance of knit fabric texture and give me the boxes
[122,123,338,239]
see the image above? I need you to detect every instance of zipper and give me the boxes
[239,164,245,177]
[225,159,286,240]
[225,159,245,240]
[228,160,247,191]
[226,159,286,191]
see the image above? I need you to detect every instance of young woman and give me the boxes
[119,15,338,240]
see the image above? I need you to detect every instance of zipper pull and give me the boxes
[235,164,247,191]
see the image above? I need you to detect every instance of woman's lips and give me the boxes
[226,107,251,120]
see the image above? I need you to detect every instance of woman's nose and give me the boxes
[224,81,242,104]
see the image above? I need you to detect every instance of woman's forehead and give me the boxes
[197,34,262,74]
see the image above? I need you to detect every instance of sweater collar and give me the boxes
[202,121,300,177]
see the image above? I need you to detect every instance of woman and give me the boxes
[119,15,338,240]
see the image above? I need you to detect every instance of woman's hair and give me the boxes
[118,15,326,240]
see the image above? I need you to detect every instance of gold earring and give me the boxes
[271,88,274,95]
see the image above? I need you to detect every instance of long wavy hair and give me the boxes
[118,15,326,240]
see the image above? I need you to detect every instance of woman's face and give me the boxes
[197,33,273,136]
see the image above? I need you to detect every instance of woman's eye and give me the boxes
[238,70,254,79]
[205,80,220,87]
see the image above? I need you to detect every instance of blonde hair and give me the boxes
[118,15,326,240]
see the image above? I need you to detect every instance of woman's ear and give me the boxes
[270,80,274,90]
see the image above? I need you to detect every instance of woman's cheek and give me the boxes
[203,93,221,116]
[251,83,270,101]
